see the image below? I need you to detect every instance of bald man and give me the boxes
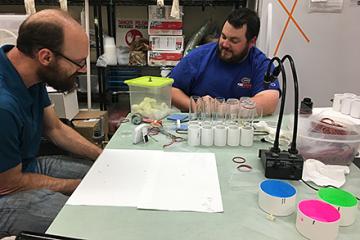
[0,9,102,236]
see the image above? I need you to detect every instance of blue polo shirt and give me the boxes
[0,45,51,173]
[170,42,280,98]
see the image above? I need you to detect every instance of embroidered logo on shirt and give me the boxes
[270,83,277,87]
[237,77,252,89]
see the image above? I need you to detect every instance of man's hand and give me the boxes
[251,90,279,116]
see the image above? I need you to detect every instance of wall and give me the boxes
[257,0,360,114]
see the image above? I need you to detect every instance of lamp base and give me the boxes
[259,149,304,180]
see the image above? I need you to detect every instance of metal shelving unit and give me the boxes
[0,0,246,6]
[92,0,247,110]
[1,0,247,110]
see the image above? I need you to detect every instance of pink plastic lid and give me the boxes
[298,200,340,223]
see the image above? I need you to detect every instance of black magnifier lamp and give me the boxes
[258,55,304,180]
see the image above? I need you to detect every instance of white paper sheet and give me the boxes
[138,152,223,213]
[67,149,223,213]
[67,149,161,207]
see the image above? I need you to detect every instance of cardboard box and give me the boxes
[148,5,183,21]
[48,89,79,120]
[148,20,183,36]
[148,50,183,66]
[72,110,109,144]
[149,35,184,51]
[116,18,148,47]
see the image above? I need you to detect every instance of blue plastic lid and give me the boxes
[260,180,296,198]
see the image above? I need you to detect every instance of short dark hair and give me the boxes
[225,8,260,41]
[16,19,64,57]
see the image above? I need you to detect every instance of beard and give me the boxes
[37,63,77,92]
[217,43,250,63]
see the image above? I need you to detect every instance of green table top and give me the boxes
[47,117,360,240]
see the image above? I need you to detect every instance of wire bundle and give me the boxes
[311,118,348,135]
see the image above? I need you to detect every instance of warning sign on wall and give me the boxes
[116,18,148,47]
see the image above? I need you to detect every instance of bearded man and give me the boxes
[170,8,280,115]
[0,9,101,237]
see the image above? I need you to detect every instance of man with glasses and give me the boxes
[170,8,280,115]
[0,9,102,237]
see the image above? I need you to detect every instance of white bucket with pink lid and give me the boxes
[296,199,340,240]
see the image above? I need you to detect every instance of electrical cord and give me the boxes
[300,179,319,191]
[281,55,299,154]
[264,57,286,153]
[148,126,185,148]
[300,179,360,201]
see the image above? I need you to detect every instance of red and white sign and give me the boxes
[148,50,183,66]
[116,18,148,47]
[148,20,183,36]
[149,35,184,51]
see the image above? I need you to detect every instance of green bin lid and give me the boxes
[124,76,174,88]
[318,187,358,207]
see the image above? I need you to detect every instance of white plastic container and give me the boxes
[297,112,360,165]
[187,124,201,146]
[103,36,117,65]
[258,180,297,216]
[296,200,340,240]
[214,124,227,147]
[318,187,358,226]
[125,76,173,120]
[201,125,213,147]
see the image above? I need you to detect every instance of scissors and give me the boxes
[232,156,253,172]
[158,126,186,148]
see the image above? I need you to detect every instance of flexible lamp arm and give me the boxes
[265,57,286,153]
[281,55,299,154]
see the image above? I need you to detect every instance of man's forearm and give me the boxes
[19,173,81,194]
[171,87,191,112]
[48,123,102,161]
[0,171,80,195]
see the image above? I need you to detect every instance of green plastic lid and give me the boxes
[318,187,358,207]
[124,76,174,88]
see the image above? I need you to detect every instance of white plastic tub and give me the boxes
[297,113,360,165]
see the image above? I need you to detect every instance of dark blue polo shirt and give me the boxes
[0,45,51,173]
[170,42,280,99]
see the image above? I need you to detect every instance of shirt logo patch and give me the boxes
[270,83,277,87]
[237,77,252,89]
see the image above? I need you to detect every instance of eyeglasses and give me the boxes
[51,50,87,69]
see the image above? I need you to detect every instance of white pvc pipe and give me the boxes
[85,0,92,110]
[0,28,18,38]
[265,2,273,57]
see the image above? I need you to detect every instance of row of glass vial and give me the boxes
[187,122,254,147]
[189,96,262,124]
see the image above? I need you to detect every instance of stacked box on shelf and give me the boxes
[105,66,141,92]
[148,5,184,67]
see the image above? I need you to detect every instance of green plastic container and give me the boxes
[318,187,358,226]
[125,76,174,120]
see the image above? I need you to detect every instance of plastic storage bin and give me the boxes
[125,76,174,120]
[297,113,360,165]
